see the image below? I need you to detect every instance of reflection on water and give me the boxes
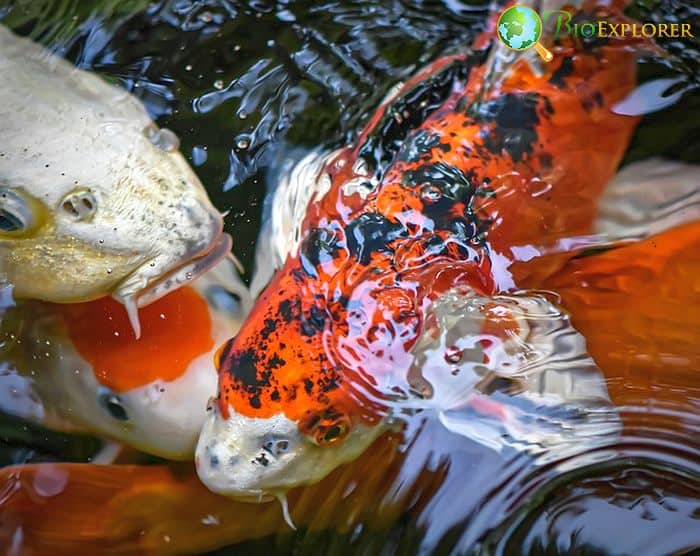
[1,0,699,554]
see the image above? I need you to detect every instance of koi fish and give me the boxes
[0,259,251,459]
[0,25,231,337]
[196,0,654,497]
[3,221,699,553]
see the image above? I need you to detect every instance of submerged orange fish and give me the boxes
[196,0,653,496]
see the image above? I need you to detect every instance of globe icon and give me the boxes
[497,5,542,51]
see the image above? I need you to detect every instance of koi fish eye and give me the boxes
[97,388,129,422]
[0,187,36,234]
[60,189,97,222]
[308,415,351,446]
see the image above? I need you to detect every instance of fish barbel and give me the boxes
[0,25,232,337]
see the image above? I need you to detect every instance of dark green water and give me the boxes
[0,0,699,554]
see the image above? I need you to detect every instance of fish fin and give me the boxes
[547,221,700,420]
[596,157,700,242]
[251,147,331,298]
[0,439,409,553]
[0,463,283,553]
[202,257,252,315]
[612,77,690,116]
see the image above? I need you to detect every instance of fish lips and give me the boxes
[113,231,234,338]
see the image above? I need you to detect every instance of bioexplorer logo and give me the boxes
[497,4,695,62]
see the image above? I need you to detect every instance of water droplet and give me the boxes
[185,64,193,71]
[106,268,113,274]
[192,145,208,166]
[214,79,224,90]
[160,313,166,320]
[198,11,213,23]
[236,137,250,150]
[421,184,442,203]
[201,514,220,526]
[233,45,241,52]
[238,110,248,120]
[444,345,463,364]
[144,126,180,152]
[33,465,69,498]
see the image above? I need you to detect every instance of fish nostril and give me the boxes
[60,190,97,222]
[263,437,291,457]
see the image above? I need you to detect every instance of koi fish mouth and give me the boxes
[195,403,385,499]
[114,232,233,339]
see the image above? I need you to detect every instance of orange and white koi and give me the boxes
[0,260,251,459]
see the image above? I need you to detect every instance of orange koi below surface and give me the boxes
[196,0,660,496]
[1,224,698,554]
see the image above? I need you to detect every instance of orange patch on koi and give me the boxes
[57,286,213,392]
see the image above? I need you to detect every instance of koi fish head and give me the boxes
[0,25,229,336]
[196,267,389,497]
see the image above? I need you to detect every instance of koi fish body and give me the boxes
[196,0,656,497]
